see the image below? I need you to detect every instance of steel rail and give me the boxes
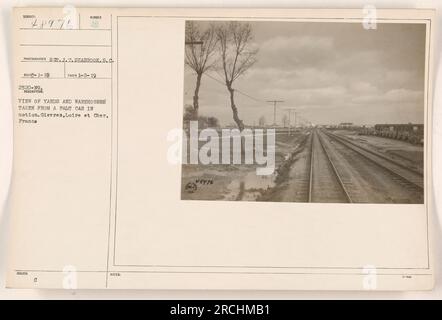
[308,131,314,202]
[316,130,353,203]
[326,131,422,176]
[323,130,423,190]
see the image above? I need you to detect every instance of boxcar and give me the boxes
[372,124,424,145]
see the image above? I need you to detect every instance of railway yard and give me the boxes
[259,128,423,203]
[181,126,424,204]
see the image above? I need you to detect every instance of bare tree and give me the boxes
[258,115,266,127]
[216,22,258,130]
[185,21,218,118]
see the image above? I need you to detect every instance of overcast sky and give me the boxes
[183,21,426,127]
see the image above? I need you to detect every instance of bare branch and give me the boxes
[184,21,219,117]
[185,21,219,75]
[213,21,258,130]
[214,21,258,87]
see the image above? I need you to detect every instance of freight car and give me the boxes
[359,123,424,145]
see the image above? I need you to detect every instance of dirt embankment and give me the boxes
[257,133,310,202]
[181,131,309,201]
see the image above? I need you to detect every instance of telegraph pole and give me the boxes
[267,100,284,126]
[284,107,297,136]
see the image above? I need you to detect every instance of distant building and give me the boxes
[339,122,353,128]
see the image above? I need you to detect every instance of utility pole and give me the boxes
[284,107,297,136]
[267,100,284,126]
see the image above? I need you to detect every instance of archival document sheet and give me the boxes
[7,7,436,290]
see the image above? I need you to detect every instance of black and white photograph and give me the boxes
[181,20,425,204]
[3,4,439,296]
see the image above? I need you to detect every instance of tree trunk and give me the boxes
[192,73,202,119]
[227,86,244,131]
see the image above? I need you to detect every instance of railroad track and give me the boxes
[307,129,352,203]
[322,129,423,190]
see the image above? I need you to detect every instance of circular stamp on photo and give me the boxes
[184,182,197,193]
